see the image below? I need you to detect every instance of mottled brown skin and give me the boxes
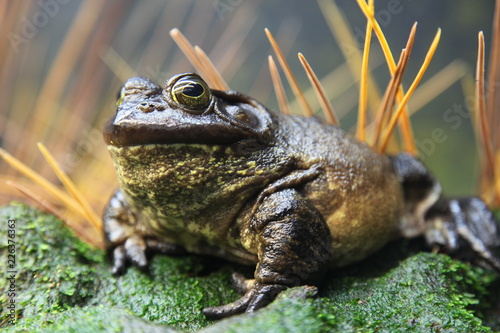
[103,73,500,319]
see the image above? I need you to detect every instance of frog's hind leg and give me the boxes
[424,198,500,272]
[390,153,442,239]
[391,153,500,272]
[103,189,185,275]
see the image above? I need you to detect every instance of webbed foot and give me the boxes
[425,197,500,271]
[110,235,185,275]
[103,189,185,275]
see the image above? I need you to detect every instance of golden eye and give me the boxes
[116,86,126,106]
[171,75,211,111]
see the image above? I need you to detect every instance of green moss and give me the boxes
[0,204,498,332]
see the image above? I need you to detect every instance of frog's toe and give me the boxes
[231,272,255,294]
[425,198,500,271]
[111,245,128,275]
[202,283,286,319]
[124,234,148,267]
[110,235,148,275]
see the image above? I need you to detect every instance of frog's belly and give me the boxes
[144,213,258,266]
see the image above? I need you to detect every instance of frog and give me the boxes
[103,72,500,319]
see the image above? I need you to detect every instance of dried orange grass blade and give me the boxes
[395,22,418,152]
[298,53,338,125]
[170,28,227,90]
[373,49,409,148]
[408,60,468,114]
[7,181,103,248]
[476,31,496,178]
[355,0,396,72]
[379,29,441,153]
[373,23,416,149]
[404,22,417,62]
[170,29,209,79]
[194,46,229,90]
[486,0,500,131]
[101,47,137,82]
[495,152,500,204]
[318,0,381,113]
[6,181,66,221]
[357,0,374,141]
[355,0,417,154]
[0,148,85,217]
[23,1,105,149]
[265,28,314,117]
[37,143,102,232]
[268,55,290,115]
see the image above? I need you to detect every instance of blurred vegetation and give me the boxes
[0,1,496,205]
[1,204,499,332]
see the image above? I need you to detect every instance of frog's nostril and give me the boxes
[138,102,164,113]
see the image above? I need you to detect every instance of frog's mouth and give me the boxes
[103,115,253,147]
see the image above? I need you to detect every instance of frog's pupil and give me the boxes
[183,83,204,97]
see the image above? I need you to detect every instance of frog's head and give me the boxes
[104,73,275,147]
[104,73,290,220]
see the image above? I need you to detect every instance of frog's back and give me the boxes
[280,115,404,267]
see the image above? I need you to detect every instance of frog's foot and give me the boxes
[424,197,500,271]
[103,189,185,275]
[202,283,287,319]
[111,235,185,275]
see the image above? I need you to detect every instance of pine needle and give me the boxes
[265,28,314,117]
[6,180,102,247]
[268,55,290,115]
[408,60,468,114]
[318,0,381,114]
[20,1,106,158]
[6,181,66,222]
[170,28,229,90]
[194,46,229,90]
[298,53,338,125]
[37,142,102,232]
[355,0,417,154]
[496,152,500,204]
[169,28,210,82]
[373,49,410,148]
[357,0,374,141]
[486,0,500,133]
[101,46,137,82]
[379,29,441,153]
[0,147,85,217]
[476,31,496,180]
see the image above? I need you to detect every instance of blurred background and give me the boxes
[0,1,496,220]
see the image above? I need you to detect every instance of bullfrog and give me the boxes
[103,72,500,319]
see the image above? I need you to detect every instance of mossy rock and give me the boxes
[0,203,499,332]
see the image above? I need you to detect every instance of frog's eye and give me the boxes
[171,75,211,111]
[116,86,126,107]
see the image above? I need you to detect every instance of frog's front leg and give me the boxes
[202,188,332,319]
[103,189,185,275]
